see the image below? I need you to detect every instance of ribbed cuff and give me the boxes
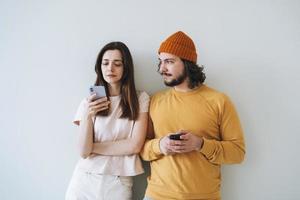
[199,137,215,157]
[151,138,163,156]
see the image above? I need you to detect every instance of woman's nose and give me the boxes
[107,62,114,71]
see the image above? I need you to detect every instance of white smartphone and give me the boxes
[89,85,106,99]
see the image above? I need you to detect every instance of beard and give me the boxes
[162,70,187,87]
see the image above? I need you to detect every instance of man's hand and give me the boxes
[168,131,204,153]
[159,135,176,155]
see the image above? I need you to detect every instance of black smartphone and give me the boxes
[169,133,183,140]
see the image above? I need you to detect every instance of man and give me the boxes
[141,31,245,200]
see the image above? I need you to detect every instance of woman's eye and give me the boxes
[114,62,122,66]
[102,62,108,65]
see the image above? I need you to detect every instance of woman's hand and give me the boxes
[86,94,110,118]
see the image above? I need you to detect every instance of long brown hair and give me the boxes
[94,41,139,120]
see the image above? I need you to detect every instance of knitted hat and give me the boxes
[158,31,197,63]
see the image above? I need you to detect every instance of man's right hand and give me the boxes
[159,135,176,155]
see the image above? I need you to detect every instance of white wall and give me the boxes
[1,0,299,199]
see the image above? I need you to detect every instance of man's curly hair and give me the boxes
[183,59,206,89]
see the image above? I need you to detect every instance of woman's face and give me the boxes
[101,50,124,86]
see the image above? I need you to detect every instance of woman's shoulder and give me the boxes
[137,90,150,99]
[137,91,150,105]
[137,91,150,112]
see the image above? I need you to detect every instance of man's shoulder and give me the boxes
[148,89,173,107]
[199,85,229,105]
[149,85,230,104]
[151,88,171,100]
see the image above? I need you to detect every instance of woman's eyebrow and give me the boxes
[102,59,123,62]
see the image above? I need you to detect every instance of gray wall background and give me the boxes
[1,0,299,199]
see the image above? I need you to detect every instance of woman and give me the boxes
[66,42,149,200]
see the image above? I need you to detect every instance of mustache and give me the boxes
[161,72,172,76]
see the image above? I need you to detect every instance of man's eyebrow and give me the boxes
[158,58,176,61]
[164,58,176,62]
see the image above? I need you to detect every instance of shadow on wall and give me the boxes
[133,161,150,200]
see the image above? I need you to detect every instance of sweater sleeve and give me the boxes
[200,94,246,165]
[140,138,164,161]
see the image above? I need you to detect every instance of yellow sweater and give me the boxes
[140,85,245,200]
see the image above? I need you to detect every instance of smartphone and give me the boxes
[169,133,184,140]
[89,85,106,99]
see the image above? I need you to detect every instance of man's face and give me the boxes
[158,52,187,87]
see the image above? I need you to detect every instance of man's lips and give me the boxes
[162,73,172,77]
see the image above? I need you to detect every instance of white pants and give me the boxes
[65,168,133,200]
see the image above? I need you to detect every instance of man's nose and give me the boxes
[159,62,166,73]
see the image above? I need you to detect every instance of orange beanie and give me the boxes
[158,31,197,63]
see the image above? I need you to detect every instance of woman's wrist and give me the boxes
[81,110,94,122]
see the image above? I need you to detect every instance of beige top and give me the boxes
[73,91,149,176]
